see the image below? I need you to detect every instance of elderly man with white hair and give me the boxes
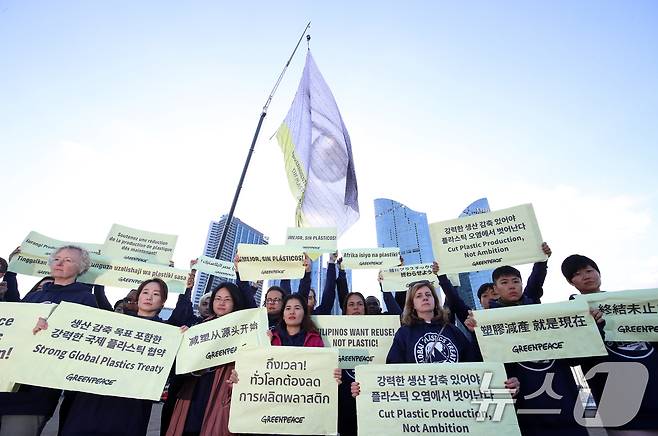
[0,245,98,436]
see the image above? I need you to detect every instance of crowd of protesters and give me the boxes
[0,240,656,436]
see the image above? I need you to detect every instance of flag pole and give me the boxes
[205,22,311,294]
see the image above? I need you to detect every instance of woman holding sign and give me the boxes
[166,282,248,436]
[270,293,324,347]
[59,278,179,436]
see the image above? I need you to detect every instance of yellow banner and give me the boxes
[355,362,521,436]
[473,300,607,363]
[575,289,658,342]
[9,251,188,293]
[430,204,547,274]
[0,303,57,392]
[103,223,177,265]
[312,315,400,369]
[18,231,103,257]
[229,346,339,435]
[380,263,438,292]
[237,244,305,281]
[285,227,337,254]
[341,248,400,270]
[176,308,269,374]
[194,255,236,280]
[11,302,182,400]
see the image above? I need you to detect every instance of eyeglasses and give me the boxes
[214,297,232,304]
[265,298,282,304]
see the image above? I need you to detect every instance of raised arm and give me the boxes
[296,254,312,296]
[336,258,349,312]
[314,254,338,315]
[378,272,402,315]
[523,242,551,304]
[234,255,257,308]
[167,261,197,326]
[434,261,471,324]
[92,285,113,311]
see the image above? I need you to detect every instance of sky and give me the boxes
[1,0,657,307]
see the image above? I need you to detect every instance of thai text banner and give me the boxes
[229,346,339,435]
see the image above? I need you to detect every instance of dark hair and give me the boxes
[0,257,7,274]
[561,254,600,282]
[477,283,494,299]
[210,282,245,317]
[401,282,450,326]
[492,266,521,282]
[137,278,169,303]
[278,293,318,333]
[263,286,286,306]
[113,298,127,311]
[342,291,367,314]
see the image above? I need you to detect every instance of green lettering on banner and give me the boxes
[575,288,658,342]
[341,248,401,270]
[430,204,547,274]
[356,362,522,436]
[11,302,182,400]
[228,347,338,435]
[0,303,57,392]
[312,315,400,369]
[473,299,607,363]
[176,308,269,373]
[237,244,305,281]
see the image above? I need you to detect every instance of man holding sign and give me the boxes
[562,254,658,434]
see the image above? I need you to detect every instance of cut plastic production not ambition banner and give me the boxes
[430,204,547,274]
[473,299,607,363]
[356,362,521,436]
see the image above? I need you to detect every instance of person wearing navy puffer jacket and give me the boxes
[0,245,98,436]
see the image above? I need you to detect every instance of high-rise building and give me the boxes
[374,199,434,265]
[193,215,268,309]
[456,198,493,309]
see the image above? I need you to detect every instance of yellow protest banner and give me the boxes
[341,248,400,270]
[9,251,188,293]
[473,300,606,363]
[312,315,400,369]
[18,231,103,257]
[285,227,337,254]
[176,308,269,374]
[237,244,305,281]
[12,302,182,400]
[0,303,57,392]
[575,289,658,342]
[103,223,177,265]
[194,255,236,280]
[430,204,547,274]
[355,362,521,436]
[229,347,339,435]
[380,263,438,292]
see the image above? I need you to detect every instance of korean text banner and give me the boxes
[0,303,56,392]
[103,223,177,265]
[312,315,400,369]
[237,244,305,281]
[473,300,607,363]
[194,255,236,280]
[12,302,182,400]
[9,251,188,293]
[380,263,438,292]
[229,346,339,435]
[575,289,658,342]
[430,204,547,274]
[176,308,269,374]
[355,362,521,436]
[341,248,400,270]
[18,231,103,257]
[285,227,337,254]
